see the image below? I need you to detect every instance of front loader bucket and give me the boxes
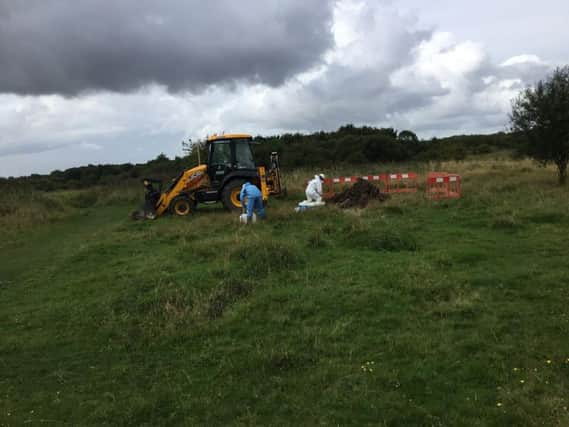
[131,179,161,220]
[130,203,157,220]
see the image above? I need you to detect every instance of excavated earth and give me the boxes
[330,178,390,209]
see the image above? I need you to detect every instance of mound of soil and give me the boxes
[330,178,390,209]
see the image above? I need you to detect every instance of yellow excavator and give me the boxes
[134,134,284,219]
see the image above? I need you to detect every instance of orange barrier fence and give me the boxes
[321,173,412,198]
[386,173,419,193]
[307,171,462,200]
[425,172,462,200]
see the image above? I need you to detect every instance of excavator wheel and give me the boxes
[222,179,245,212]
[170,195,196,217]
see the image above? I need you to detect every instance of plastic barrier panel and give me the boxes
[426,173,461,200]
[386,173,419,193]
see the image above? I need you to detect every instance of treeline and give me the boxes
[252,125,524,168]
[1,125,526,192]
[0,154,187,192]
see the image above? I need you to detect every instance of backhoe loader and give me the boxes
[133,134,284,219]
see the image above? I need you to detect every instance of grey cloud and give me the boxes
[286,32,553,137]
[271,10,439,127]
[0,0,334,95]
[265,28,444,131]
[0,141,72,157]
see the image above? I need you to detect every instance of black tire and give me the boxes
[221,179,246,212]
[169,195,196,217]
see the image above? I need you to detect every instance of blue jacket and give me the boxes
[240,182,262,202]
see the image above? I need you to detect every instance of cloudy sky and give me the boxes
[0,0,567,177]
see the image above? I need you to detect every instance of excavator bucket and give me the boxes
[131,179,161,220]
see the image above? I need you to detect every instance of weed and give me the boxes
[383,205,405,215]
[453,250,487,265]
[0,205,16,216]
[68,191,99,208]
[153,289,194,325]
[97,186,141,205]
[495,183,519,193]
[36,193,65,210]
[432,252,454,269]
[207,279,253,319]
[265,349,316,373]
[321,224,335,235]
[348,228,418,252]
[527,212,566,224]
[306,229,328,248]
[340,218,372,240]
[230,240,304,276]
[492,214,522,230]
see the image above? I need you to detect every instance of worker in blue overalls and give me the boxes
[239,181,266,222]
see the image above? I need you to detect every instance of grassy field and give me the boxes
[1,159,569,426]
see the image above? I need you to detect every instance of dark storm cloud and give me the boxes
[0,0,334,95]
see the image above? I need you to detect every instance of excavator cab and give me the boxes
[133,133,285,219]
[206,135,257,189]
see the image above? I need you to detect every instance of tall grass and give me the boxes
[1,157,564,233]
[0,184,141,233]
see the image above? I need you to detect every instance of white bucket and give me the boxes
[239,213,257,224]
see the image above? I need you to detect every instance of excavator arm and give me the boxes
[265,152,285,196]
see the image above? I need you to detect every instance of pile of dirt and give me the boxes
[330,178,390,209]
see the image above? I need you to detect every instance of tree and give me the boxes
[397,130,419,143]
[154,153,169,162]
[510,66,569,185]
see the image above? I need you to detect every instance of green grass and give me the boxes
[1,159,569,426]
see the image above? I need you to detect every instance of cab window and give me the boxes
[234,142,255,169]
[211,142,232,165]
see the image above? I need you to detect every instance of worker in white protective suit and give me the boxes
[305,174,326,203]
